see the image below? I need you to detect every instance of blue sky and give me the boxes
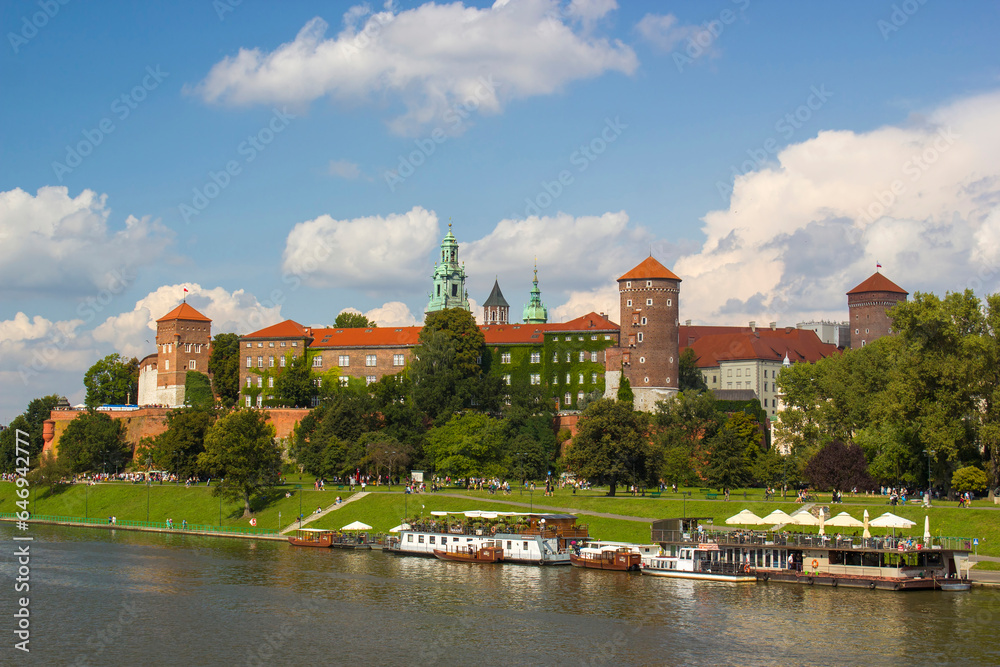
[2,0,1000,420]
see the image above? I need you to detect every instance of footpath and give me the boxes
[280,491,366,534]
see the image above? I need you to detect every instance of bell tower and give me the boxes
[426,222,470,315]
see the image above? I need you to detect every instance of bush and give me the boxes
[951,466,988,494]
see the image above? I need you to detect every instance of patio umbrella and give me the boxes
[388,523,411,533]
[725,509,763,525]
[818,510,826,536]
[760,509,794,526]
[923,516,931,544]
[788,510,820,526]
[868,512,916,529]
[825,512,863,528]
[342,520,373,531]
[863,509,871,539]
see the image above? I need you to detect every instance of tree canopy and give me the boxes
[565,398,649,496]
[208,332,241,406]
[84,354,139,407]
[57,411,131,474]
[334,311,377,328]
[198,409,282,517]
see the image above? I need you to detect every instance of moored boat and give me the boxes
[571,545,641,571]
[433,541,504,564]
[288,528,336,548]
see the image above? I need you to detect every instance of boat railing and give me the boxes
[652,529,974,552]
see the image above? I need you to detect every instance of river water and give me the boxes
[1,524,997,666]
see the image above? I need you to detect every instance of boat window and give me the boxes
[453,537,459,542]
[429,536,435,544]
[507,541,512,549]
[407,535,413,542]
[418,535,424,543]
[524,542,529,550]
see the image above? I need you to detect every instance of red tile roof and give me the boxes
[309,326,422,348]
[548,312,619,332]
[242,319,310,339]
[618,256,681,282]
[481,312,618,344]
[683,328,838,368]
[156,302,211,322]
[847,272,907,295]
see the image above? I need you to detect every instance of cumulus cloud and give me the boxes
[91,284,284,358]
[192,0,637,134]
[635,13,708,53]
[328,159,361,179]
[337,302,420,327]
[672,90,1000,326]
[282,206,440,290]
[0,186,171,297]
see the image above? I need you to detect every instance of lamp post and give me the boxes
[924,449,935,504]
[517,452,525,496]
[145,456,152,522]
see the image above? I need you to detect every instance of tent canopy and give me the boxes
[824,512,864,528]
[760,509,793,524]
[787,511,820,526]
[869,512,916,528]
[342,521,373,531]
[725,510,763,525]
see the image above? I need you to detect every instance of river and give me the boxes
[1,524,997,666]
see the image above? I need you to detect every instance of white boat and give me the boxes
[641,544,756,582]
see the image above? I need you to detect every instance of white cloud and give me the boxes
[566,0,617,28]
[672,90,1000,326]
[365,301,420,327]
[550,284,618,323]
[192,0,637,134]
[282,206,440,289]
[328,159,361,179]
[91,284,284,358]
[635,13,718,57]
[0,186,171,297]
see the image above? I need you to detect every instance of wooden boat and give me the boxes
[433,541,504,564]
[571,546,641,571]
[288,528,335,548]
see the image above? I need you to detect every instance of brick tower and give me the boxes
[138,302,212,406]
[615,256,681,411]
[847,271,907,349]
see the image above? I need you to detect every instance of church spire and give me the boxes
[522,260,548,324]
[426,222,470,315]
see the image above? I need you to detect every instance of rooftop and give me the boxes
[683,327,838,367]
[847,271,908,295]
[156,302,211,323]
[618,256,681,282]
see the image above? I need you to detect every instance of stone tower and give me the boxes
[616,256,681,411]
[483,279,509,325]
[847,270,907,348]
[426,223,470,314]
[138,302,212,406]
[522,265,548,324]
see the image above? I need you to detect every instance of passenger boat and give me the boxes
[433,540,504,564]
[287,528,335,548]
[389,511,588,565]
[649,517,974,591]
[571,545,642,571]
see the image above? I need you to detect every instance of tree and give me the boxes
[678,348,708,392]
[803,440,876,492]
[198,410,282,517]
[653,391,724,483]
[290,391,379,476]
[209,333,241,406]
[616,375,634,405]
[425,411,505,479]
[751,447,785,488]
[704,427,750,489]
[724,412,764,465]
[411,308,489,423]
[27,452,71,488]
[184,371,214,409]
[0,416,32,473]
[56,411,131,474]
[361,433,411,481]
[22,395,61,461]
[83,354,139,407]
[149,408,216,479]
[334,311,376,328]
[565,398,649,496]
[273,352,317,408]
[951,466,988,495]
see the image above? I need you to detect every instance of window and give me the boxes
[268,377,274,388]
[292,342,297,347]
[530,352,541,363]
[637,332,643,343]
[312,356,323,367]
[366,354,377,367]
[268,355,274,367]
[339,377,349,387]
[393,354,404,366]
[626,281,631,288]
[764,382,768,392]
[246,356,252,368]
[626,299,632,307]
[257,377,263,388]
[564,393,572,405]
[246,377,252,388]
[280,356,286,368]
[530,374,541,385]
[646,280,652,287]
[727,369,732,377]
[184,343,191,353]
[764,399,768,407]
[578,351,585,362]
[188,360,196,370]
[553,375,559,385]
[604,335,612,340]
[258,342,263,348]
[578,373,584,384]
[646,298,653,306]
[565,353,571,362]
[865,328,870,334]
[246,343,251,348]
[280,342,286,347]
[591,335,597,340]
[268,342,274,348]
[501,352,511,364]
[639,357,645,364]
[855,328,860,334]
[590,351,597,362]
[591,372,597,384]
[366,376,376,385]
[727,382,732,388]
[667,299,672,306]
[339,355,349,367]
[565,373,571,384]
[245,396,251,407]
[578,391,585,402]
[641,317,647,325]
[257,356,263,368]
[712,376,717,383]
[504,374,511,386]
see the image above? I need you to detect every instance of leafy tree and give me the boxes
[320,435,365,479]
[951,466,988,494]
[361,432,411,481]
[565,398,649,496]
[411,309,489,423]
[27,452,71,488]
[704,426,750,489]
[854,422,917,487]
[653,390,723,482]
[724,411,763,464]
[334,311,377,328]
[198,410,282,517]
[184,371,214,409]
[370,373,426,452]
[751,447,785,488]
[273,352,317,408]
[57,411,131,474]
[678,347,708,392]
[500,399,558,480]
[290,391,379,476]
[0,415,32,473]
[83,354,139,407]
[208,333,241,406]
[660,445,698,486]
[425,411,505,479]
[803,440,876,491]
[616,375,634,405]
[149,408,216,479]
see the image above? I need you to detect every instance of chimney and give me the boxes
[685,319,691,326]
[749,321,756,333]
[769,322,776,330]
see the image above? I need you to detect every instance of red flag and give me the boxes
[876,263,882,269]
[183,287,188,293]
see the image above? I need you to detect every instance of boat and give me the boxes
[433,540,504,564]
[648,517,975,591]
[389,511,589,565]
[939,582,972,591]
[571,545,642,571]
[287,528,336,548]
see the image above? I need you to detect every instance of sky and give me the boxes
[2,0,1000,421]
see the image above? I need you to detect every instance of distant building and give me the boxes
[426,223,470,314]
[137,302,212,407]
[847,271,908,348]
[522,265,548,324]
[797,320,850,349]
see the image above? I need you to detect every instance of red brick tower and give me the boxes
[617,257,681,410]
[847,271,907,349]
[154,302,212,405]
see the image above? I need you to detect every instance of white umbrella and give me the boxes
[342,520,373,531]
[818,510,825,536]
[863,509,871,539]
[388,523,411,533]
[725,509,764,525]
[869,512,916,529]
[760,509,794,525]
[788,510,820,526]
[923,516,931,544]
[825,512,864,528]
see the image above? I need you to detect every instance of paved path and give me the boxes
[430,492,657,522]
[280,492,366,534]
